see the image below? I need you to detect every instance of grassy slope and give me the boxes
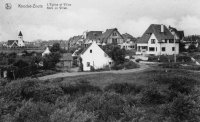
[53,68,200,89]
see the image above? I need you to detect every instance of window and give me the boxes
[172,47,175,51]
[165,39,168,43]
[113,32,117,36]
[112,38,117,44]
[162,47,166,51]
[87,62,90,67]
[90,49,92,53]
[151,39,155,44]
[169,39,174,43]
[149,47,155,51]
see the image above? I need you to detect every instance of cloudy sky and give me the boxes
[0,0,200,41]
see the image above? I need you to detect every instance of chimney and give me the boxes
[161,24,164,33]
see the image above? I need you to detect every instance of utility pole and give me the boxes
[174,34,176,63]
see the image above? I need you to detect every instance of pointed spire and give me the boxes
[18,31,23,36]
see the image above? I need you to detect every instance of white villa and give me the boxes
[80,41,113,71]
[136,24,179,56]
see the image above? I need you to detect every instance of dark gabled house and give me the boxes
[84,31,103,46]
[168,26,185,41]
[120,33,137,50]
[86,31,102,40]
[99,28,124,45]
[56,53,73,71]
[68,35,84,48]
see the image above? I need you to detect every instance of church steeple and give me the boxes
[18,31,23,40]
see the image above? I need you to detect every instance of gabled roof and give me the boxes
[60,53,73,61]
[18,31,23,36]
[68,35,83,45]
[169,26,184,40]
[86,31,102,40]
[80,43,92,54]
[7,40,18,46]
[100,28,123,43]
[138,24,174,43]
[122,33,137,42]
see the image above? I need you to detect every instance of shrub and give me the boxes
[177,56,192,63]
[3,78,39,101]
[161,94,200,122]
[104,83,143,95]
[124,61,139,69]
[152,75,198,95]
[35,70,57,77]
[140,83,166,105]
[159,62,180,68]
[76,92,126,121]
[111,63,124,70]
[60,80,102,96]
[135,59,142,63]
[33,84,64,103]
[50,102,96,122]
[14,100,53,122]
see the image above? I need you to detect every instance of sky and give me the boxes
[0,0,200,42]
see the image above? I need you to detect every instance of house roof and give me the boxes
[100,28,123,43]
[60,53,73,61]
[7,40,18,46]
[86,31,102,40]
[80,43,92,54]
[68,35,83,45]
[169,26,184,40]
[138,24,174,43]
[122,33,137,42]
[18,31,23,36]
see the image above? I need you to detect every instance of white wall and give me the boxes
[147,34,160,55]
[81,42,112,71]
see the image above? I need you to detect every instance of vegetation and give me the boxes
[1,69,200,121]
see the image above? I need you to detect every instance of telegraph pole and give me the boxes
[174,34,176,63]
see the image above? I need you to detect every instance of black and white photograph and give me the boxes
[0,0,200,121]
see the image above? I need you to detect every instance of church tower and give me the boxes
[18,31,25,47]
[18,31,23,39]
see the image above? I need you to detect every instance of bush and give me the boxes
[162,94,200,122]
[34,70,57,77]
[124,61,139,69]
[60,80,102,96]
[152,75,198,95]
[76,92,126,121]
[140,83,166,105]
[104,83,143,95]
[159,63,180,68]
[33,84,64,103]
[14,100,53,122]
[111,63,124,70]
[135,58,142,63]
[3,78,40,101]
[50,102,96,122]
[177,56,192,63]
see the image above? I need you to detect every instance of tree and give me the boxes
[50,43,61,52]
[109,46,126,64]
[102,45,126,65]
[43,52,61,70]
[188,43,197,52]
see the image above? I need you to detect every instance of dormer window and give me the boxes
[113,32,117,36]
[151,39,155,44]
[90,49,92,53]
